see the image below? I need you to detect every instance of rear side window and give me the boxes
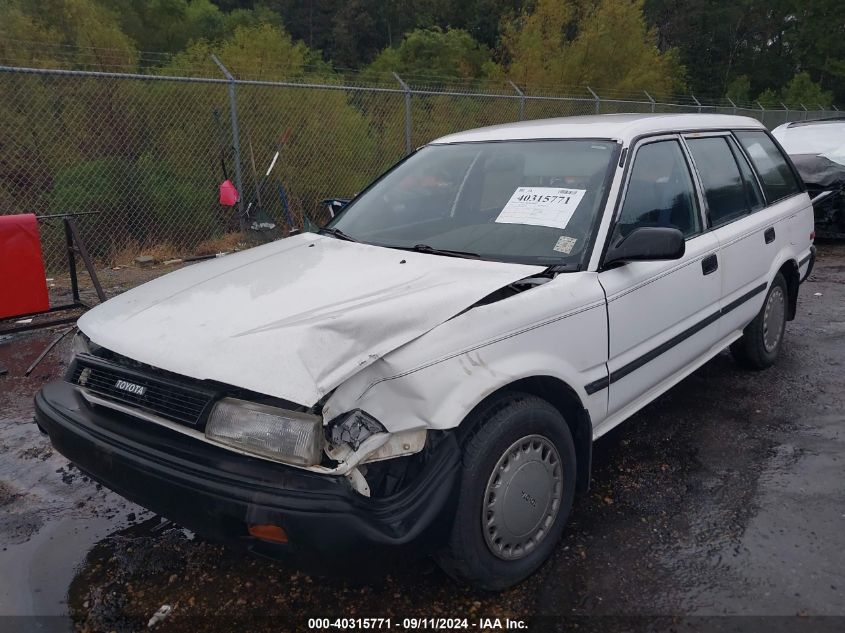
[734,131,803,202]
[686,136,750,227]
[727,136,765,213]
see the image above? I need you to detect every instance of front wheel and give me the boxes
[436,393,576,590]
[730,272,788,370]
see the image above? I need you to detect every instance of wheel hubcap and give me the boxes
[482,435,563,561]
[762,286,786,353]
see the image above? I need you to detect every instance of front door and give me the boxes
[598,137,722,420]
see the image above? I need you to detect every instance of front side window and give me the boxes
[327,140,619,267]
[734,130,803,202]
[686,136,751,227]
[615,140,701,239]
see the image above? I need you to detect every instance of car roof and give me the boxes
[431,113,766,145]
[777,116,845,129]
[772,117,845,157]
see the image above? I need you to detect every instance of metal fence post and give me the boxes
[758,101,769,126]
[691,93,702,114]
[586,86,600,114]
[643,90,656,113]
[211,54,244,225]
[393,72,412,155]
[833,105,840,112]
[509,80,525,121]
[801,103,808,120]
[726,97,738,115]
[780,102,790,123]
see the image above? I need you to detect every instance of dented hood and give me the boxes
[79,233,541,406]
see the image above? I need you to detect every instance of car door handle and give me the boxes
[701,254,718,275]
[764,227,776,244]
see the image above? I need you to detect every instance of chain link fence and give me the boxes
[0,63,839,271]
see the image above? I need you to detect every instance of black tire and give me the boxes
[436,392,577,591]
[730,272,788,370]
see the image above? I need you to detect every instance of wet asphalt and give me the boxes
[0,245,843,633]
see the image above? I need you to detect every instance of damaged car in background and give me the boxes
[36,113,814,590]
[773,117,845,237]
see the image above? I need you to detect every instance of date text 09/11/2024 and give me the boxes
[307,618,528,630]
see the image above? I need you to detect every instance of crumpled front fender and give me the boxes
[323,273,609,435]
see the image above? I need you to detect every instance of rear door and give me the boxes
[598,136,721,418]
[684,131,803,338]
[733,129,811,257]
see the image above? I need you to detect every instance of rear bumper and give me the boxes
[35,380,460,568]
[800,245,816,283]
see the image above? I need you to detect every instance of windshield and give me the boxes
[327,139,619,267]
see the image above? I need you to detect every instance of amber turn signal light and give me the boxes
[248,524,289,544]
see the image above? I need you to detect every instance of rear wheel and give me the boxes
[730,272,788,370]
[436,393,576,590]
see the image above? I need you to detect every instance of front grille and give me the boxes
[69,353,217,427]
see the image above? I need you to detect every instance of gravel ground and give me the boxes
[0,245,843,633]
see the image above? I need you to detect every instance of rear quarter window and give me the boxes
[734,131,803,203]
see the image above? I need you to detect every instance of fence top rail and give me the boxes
[221,76,406,94]
[523,94,596,103]
[0,64,229,84]
[0,64,408,94]
[0,64,840,112]
[409,88,521,99]
[652,101,717,108]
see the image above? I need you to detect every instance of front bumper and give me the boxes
[35,380,461,568]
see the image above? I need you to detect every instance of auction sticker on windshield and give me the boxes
[495,187,586,230]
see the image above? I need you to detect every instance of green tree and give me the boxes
[756,88,780,108]
[1,0,138,69]
[433,0,524,51]
[780,72,834,108]
[782,0,845,105]
[365,27,497,83]
[0,4,64,67]
[97,0,226,56]
[502,0,684,97]
[644,0,844,104]
[163,22,308,79]
[725,75,752,104]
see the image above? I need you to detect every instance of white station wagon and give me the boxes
[37,114,815,590]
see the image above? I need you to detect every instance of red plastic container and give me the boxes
[219,180,238,206]
[0,213,50,319]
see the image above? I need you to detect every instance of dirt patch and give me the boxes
[18,444,54,461]
[0,481,23,507]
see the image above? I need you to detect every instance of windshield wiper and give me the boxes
[391,243,481,259]
[318,227,360,242]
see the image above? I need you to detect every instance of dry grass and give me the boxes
[105,232,248,267]
[194,232,248,256]
[108,240,180,267]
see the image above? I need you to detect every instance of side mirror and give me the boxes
[604,226,685,267]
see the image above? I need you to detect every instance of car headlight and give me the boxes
[205,398,323,466]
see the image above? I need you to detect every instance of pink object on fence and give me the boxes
[219,180,238,206]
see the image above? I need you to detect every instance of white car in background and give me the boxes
[37,114,815,590]
[772,117,845,236]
